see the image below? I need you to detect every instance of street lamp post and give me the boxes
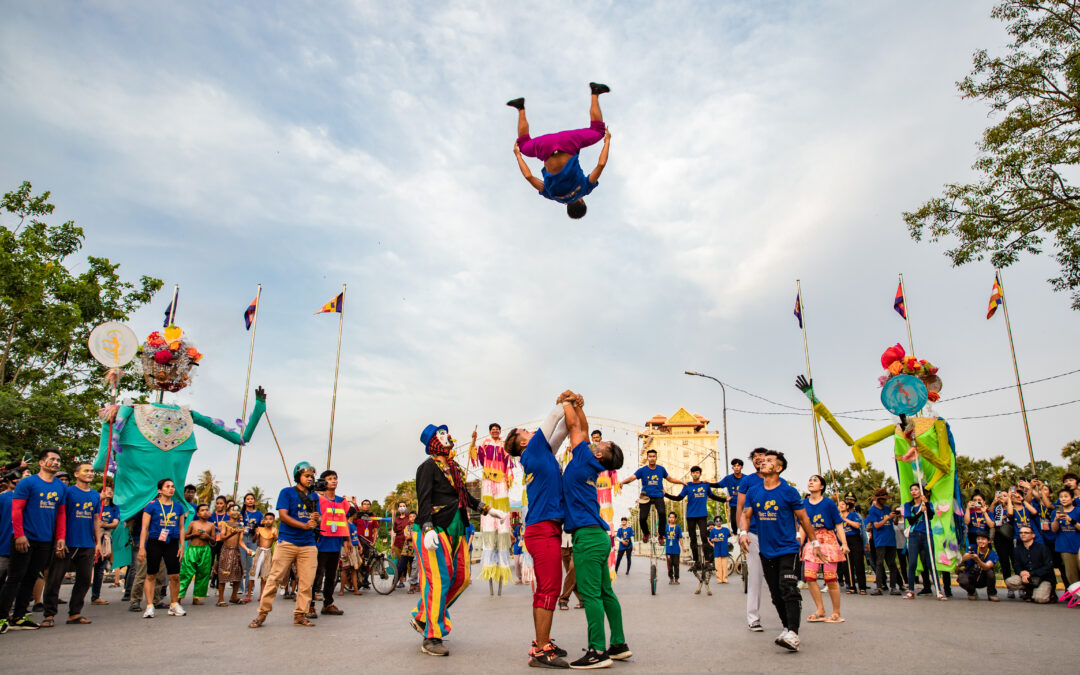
[684,370,728,480]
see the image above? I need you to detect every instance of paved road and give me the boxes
[4,556,1074,673]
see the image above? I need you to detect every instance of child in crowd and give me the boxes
[664,512,683,584]
[709,517,730,584]
[251,513,276,601]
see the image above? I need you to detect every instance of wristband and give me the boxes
[811,540,821,548]
[738,530,749,536]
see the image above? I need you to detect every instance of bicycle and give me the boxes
[727,545,748,594]
[357,537,398,595]
[642,497,658,595]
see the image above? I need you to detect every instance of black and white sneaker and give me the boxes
[10,615,39,630]
[607,643,632,660]
[775,630,800,652]
[748,621,764,632]
[570,649,612,670]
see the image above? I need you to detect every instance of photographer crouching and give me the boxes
[249,462,322,628]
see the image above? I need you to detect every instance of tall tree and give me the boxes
[195,470,219,504]
[382,479,417,512]
[904,1,1080,309]
[0,181,161,467]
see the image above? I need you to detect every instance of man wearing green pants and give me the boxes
[560,391,632,669]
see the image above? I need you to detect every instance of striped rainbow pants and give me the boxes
[410,528,470,638]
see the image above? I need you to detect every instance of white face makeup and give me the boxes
[436,429,452,448]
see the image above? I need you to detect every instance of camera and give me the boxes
[312,477,328,493]
[1,468,20,486]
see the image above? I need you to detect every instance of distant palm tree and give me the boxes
[196,470,219,504]
[248,485,271,513]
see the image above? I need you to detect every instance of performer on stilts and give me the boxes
[510,83,612,219]
[411,424,506,657]
[470,423,515,590]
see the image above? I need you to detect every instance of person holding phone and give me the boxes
[866,488,902,595]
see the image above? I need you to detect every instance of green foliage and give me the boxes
[0,181,162,469]
[383,479,417,512]
[904,1,1080,309]
[195,470,219,504]
[247,485,272,514]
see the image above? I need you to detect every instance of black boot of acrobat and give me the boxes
[589,82,610,95]
[506,97,525,110]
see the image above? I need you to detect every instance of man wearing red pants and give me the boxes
[505,392,575,668]
[509,83,612,219]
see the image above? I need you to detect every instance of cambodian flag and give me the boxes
[893,282,906,319]
[244,296,258,330]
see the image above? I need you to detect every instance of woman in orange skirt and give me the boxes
[800,476,849,623]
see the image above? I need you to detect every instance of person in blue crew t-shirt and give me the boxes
[0,447,67,632]
[738,450,822,653]
[137,478,187,618]
[867,488,903,595]
[666,465,726,570]
[709,517,731,584]
[957,533,1000,601]
[714,458,745,526]
[509,83,612,219]
[615,518,634,575]
[42,462,102,627]
[735,447,769,631]
[664,513,683,584]
[620,449,686,543]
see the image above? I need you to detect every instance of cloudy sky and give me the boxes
[2,1,1077,508]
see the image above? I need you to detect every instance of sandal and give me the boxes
[293,614,315,627]
[846,589,856,595]
[807,613,827,623]
[859,590,867,595]
[824,614,845,623]
[40,617,55,628]
[66,615,92,625]
[902,591,915,599]
[558,600,569,611]
[248,611,268,628]
[574,602,584,609]
[217,601,229,607]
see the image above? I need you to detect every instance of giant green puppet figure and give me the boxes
[795,344,962,577]
[93,325,265,567]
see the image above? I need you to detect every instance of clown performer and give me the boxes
[411,424,506,657]
[795,344,963,596]
[93,325,266,568]
[509,83,612,219]
[469,423,515,593]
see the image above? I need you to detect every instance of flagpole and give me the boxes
[797,279,822,475]
[996,269,1036,475]
[327,283,346,470]
[232,283,261,499]
[157,283,179,404]
[899,273,915,356]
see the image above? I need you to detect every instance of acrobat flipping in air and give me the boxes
[93,326,265,568]
[509,82,612,219]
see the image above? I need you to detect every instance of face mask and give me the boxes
[398,507,406,514]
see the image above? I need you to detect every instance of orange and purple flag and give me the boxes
[243,296,258,330]
[316,292,344,315]
[987,274,1004,319]
[893,282,906,319]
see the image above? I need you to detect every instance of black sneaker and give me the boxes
[869,588,883,596]
[155,602,169,609]
[889,589,902,596]
[607,643,632,661]
[506,97,525,110]
[748,621,764,632]
[589,82,611,96]
[570,649,612,669]
[422,638,449,657]
[128,603,142,612]
[917,588,932,596]
[10,615,40,630]
[120,594,130,602]
[529,643,570,669]
[541,639,568,658]
[32,603,44,612]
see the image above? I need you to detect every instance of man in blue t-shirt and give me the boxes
[666,465,725,569]
[561,394,631,669]
[957,533,1000,601]
[510,83,612,219]
[311,470,347,618]
[714,458,745,526]
[738,450,821,652]
[615,518,634,575]
[735,447,769,631]
[621,449,685,543]
[0,447,66,632]
[42,462,102,626]
[91,484,120,605]
[249,462,320,629]
[866,488,903,595]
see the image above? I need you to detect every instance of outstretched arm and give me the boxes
[564,396,588,448]
[588,129,611,184]
[191,387,267,445]
[514,142,545,191]
[795,375,893,467]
